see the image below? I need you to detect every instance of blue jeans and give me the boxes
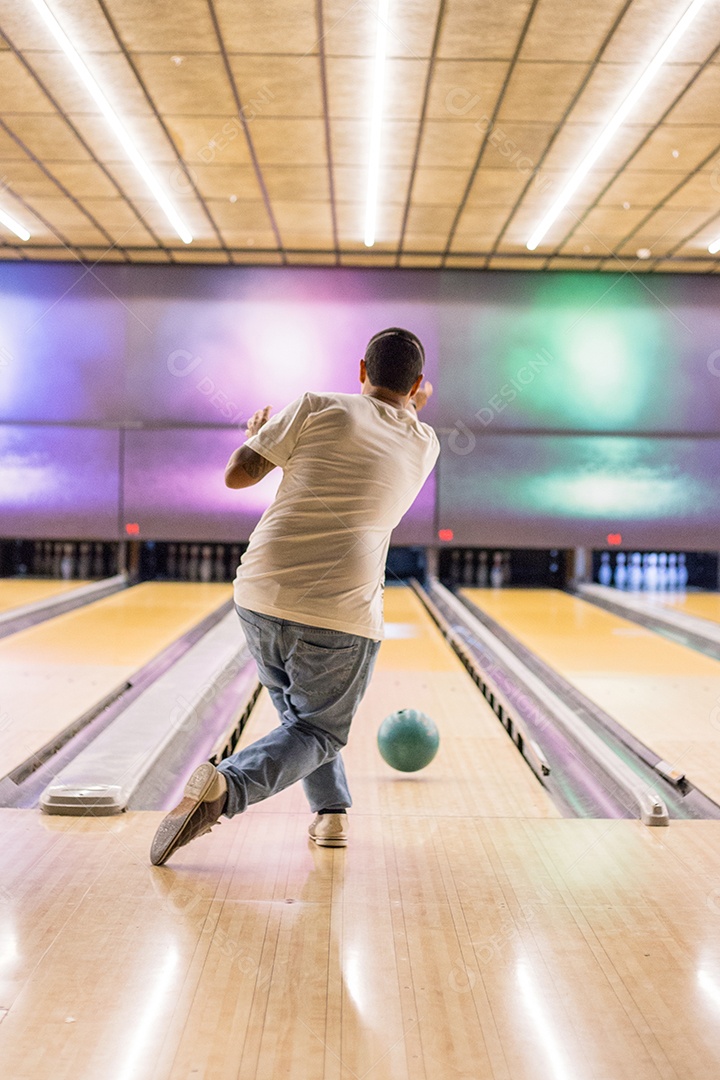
[217,606,381,817]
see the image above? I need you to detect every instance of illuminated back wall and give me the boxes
[1,264,719,546]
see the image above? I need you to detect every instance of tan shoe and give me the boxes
[308,812,348,848]
[150,763,226,866]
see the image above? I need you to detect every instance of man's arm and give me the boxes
[224,405,277,489]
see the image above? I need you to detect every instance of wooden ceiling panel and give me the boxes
[220,230,280,249]
[405,204,457,234]
[0,0,718,270]
[3,115,92,162]
[411,167,471,205]
[567,62,699,127]
[165,116,253,166]
[105,0,218,53]
[28,50,150,117]
[70,113,178,162]
[520,0,630,62]
[438,0,533,60]
[327,57,428,121]
[271,200,333,234]
[416,121,484,170]
[213,0,318,55]
[333,165,410,204]
[323,0,441,59]
[0,52,55,113]
[617,123,720,173]
[188,164,264,202]
[499,62,591,123]
[331,119,417,167]
[251,118,328,166]
[602,0,720,65]
[199,197,272,231]
[664,171,720,210]
[598,171,681,208]
[540,122,650,174]
[399,254,444,267]
[132,54,236,117]
[0,161,59,199]
[425,60,508,121]
[0,0,118,52]
[264,165,331,205]
[664,66,720,126]
[229,56,324,119]
[48,160,122,198]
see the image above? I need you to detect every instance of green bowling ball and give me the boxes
[377,708,440,772]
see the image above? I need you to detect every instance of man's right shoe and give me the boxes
[150,762,226,866]
[308,812,348,848]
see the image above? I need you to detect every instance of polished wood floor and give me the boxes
[1,587,719,1078]
[0,582,231,780]
[657,591,720,624]
[0,578,90,615]
[464,588,720,807]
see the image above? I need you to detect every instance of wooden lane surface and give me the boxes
[655,591,720,625]
[1,811,720,1078]
[0,583,232,781]
[0,578,91,616]
[228,585,558,820]
[463,588,720,807]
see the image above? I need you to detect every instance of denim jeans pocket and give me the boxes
[286,637,363,720]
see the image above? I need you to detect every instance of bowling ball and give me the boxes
[377,708,439,772]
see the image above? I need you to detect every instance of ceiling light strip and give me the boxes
[364,0,390,248]
[0,207,30,241]
[526,0,710,252]
[28,0,193,245]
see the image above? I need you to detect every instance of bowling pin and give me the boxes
[476,551,488,587]
[214,545,226,581]
[199,545,213,583]
[629,552,643,591]
[52,542,62,577]
[645,553,658,591]
[614,552,627,590]
[598,552,612,586]
[178,544,189,579]
[463,549,474,585]
[60,543,74,580]
[167,544,177,579]
[490,552,504,588]
[657,553,668,591]
[188,544,200,581]
[449,549,460,585]
[667,553,678,591]
[677,553,688,590]
[229,546,241,578]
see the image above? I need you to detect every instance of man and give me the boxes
[150,327,439,866]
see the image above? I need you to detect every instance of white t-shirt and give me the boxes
[233,392,439,639]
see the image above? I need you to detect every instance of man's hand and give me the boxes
[410,380,434,412]
[246,405,271,436]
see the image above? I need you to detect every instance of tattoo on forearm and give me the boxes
[238,446,274,479]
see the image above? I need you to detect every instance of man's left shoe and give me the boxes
[150,763,226,866]
[308,812,348,848]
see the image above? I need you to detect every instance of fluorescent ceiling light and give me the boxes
[28,0,193,245]
[0,207,30,241]
[364,0,390,248]
[527,0,710,252]
[708,233,720,254]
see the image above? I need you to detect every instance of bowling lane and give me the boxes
[0,582,231,782]
[0,577,91,615]
[227,585,558,820]
[653,591,720,625]
[463,588,720,807]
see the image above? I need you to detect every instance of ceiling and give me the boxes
[1,0,720,272]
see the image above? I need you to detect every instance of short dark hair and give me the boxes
[364,327,425,395]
